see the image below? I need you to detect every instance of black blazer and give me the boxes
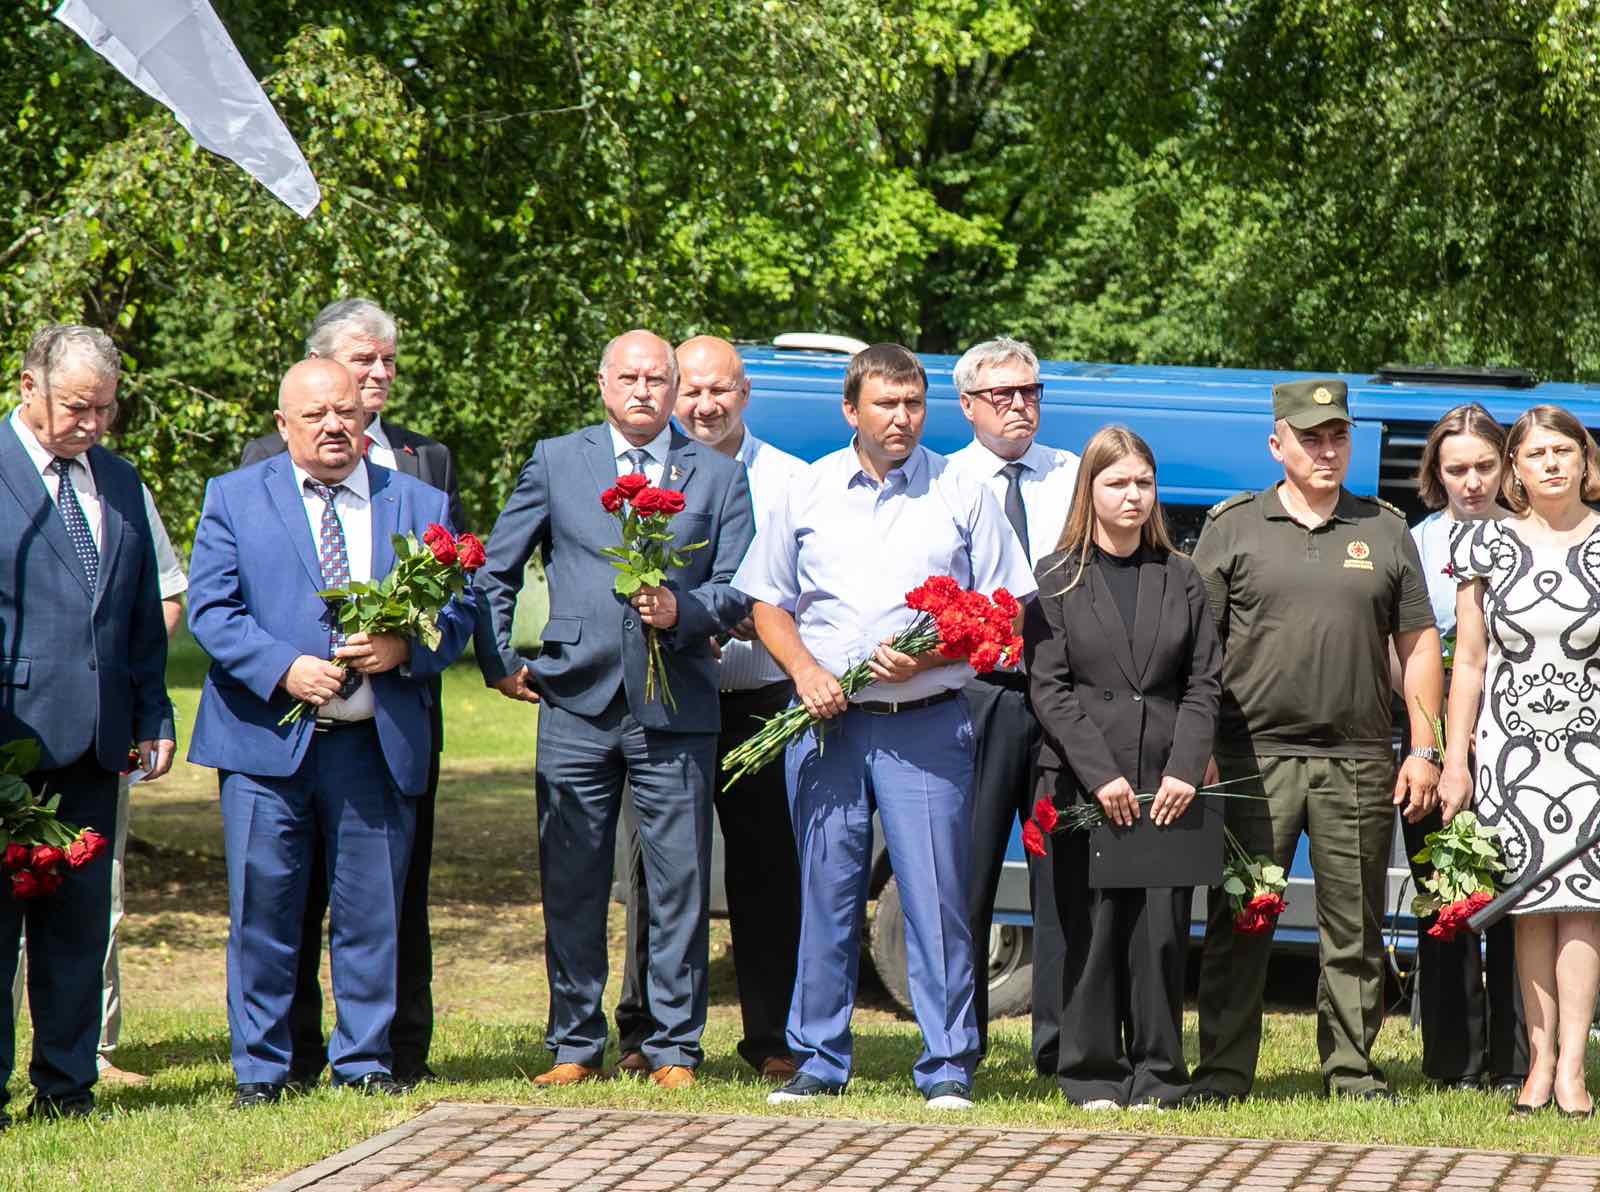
[241,420,462,532]
[1024,546,1223,884]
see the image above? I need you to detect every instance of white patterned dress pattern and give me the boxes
[1450,517,1600,914]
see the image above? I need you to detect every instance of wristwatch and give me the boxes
[1409,746,1443,767]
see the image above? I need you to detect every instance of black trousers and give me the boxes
[962,674,1059,1073]
[1400,810,1528,1084]
[289,744,439,1082]
[616,681,801,1070]
[1050,830,1192,1106]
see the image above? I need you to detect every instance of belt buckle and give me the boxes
[863,701,896,716]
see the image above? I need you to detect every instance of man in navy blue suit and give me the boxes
[475,329,754,1090]
[187,359,476,1107]
[0,324,175,1124]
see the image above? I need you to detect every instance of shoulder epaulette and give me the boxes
[1368,496,1407,519]
[1206,492,1254,519]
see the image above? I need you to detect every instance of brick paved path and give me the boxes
[265,1103,1600,1192]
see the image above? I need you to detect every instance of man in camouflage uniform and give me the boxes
[1189,379,1444,1102]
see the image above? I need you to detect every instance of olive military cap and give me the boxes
[1272,378,1352,429]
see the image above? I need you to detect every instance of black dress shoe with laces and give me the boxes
[25,1094,93,1120]
[338,1072,404,1096]
[232,1083,284,1109]
[394,1064,439,1090]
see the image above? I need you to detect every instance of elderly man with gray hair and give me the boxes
[241,298,462,1090]
[946,337,1079,1074]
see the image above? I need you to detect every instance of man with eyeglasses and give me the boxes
[946,337,1079,1075]
[0,324,176,1124]
[474,330,755,1091]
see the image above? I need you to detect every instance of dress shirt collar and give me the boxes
[733,427,762,468]
[9,406,94,484]
[962,435,1049,477]
[608,421,673,466]
[291,458,371,502]
[365,414,391,450]
[844,439,928,490]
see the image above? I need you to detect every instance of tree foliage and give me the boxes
[5,1,1600,540]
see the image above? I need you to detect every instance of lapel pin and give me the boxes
[403,444,416,456]
[670,464,684,483]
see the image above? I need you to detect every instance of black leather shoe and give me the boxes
[338,1072,403,1096]
[394,1064,438,1090]
[1176,1089,1243,1109]
[1433,1076,1482,1092]
[1337,1087,1399,1103]
[232,1083,284,1109]
[1511,1098,1551,1117]
[1493,1075,1528,1096]
[25,1095,93,1120]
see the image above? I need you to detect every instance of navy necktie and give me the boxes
[51,457,98,590]
[1001,461,1031,562]
[623,448,649,476]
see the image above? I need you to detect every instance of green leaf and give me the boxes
[615,573,643,596]
[1222,876,1247,896]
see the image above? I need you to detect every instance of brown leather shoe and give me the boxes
[760,1055,799,1083]
[618,1050,650,1078]
[532,1062,608,1087]
[650,1065,696,1090]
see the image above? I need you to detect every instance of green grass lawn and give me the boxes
[6,638,1600,1189]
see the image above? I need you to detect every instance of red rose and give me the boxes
[423,524,458,566]
[1,843,27,871]
[601,487,625,513]
[455,533,487,573]
[1234,907,1270,934]
[632,487,677,515]
[655,489,686,515]
[79,829,109,864]
[11,870,41,899]
[614,473,650,499]
[1033,798,1059,833]
[36,868,63,895]
[1022,818,1047,857]
[30,845,65,873]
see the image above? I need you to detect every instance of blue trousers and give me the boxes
[535,697,715,1069]
[220,722,414,1085]
[785,696,979,1093]
[0,753,117,1114]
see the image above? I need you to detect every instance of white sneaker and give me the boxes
[1079,1098,1122,1111]
[925,1081,974,1110]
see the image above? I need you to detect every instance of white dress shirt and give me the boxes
[718,430,809,691]
[946,437,1081,564]
[734,443,1038,704]
[10,406,102,548]
[291,459,375,720]
[141,485,188,600]
[608,422,672,486]
[363,414,399,472]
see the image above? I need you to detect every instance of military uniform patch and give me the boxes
[1207,492,1254,520]
[1345,540,1374,571]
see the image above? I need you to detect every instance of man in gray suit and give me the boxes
[475,329,755,1090]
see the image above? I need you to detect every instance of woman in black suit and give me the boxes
[1024,425,1223,1110]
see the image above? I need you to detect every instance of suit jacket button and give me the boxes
[88,657,97,671]
[1102,690,1113,701]
[1132,693,1142,702]
[623,618,636,630]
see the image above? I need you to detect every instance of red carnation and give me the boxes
[455,533,487,573]
[992,588,1021,621]
[601,487,625,513]
[11,870,42,899]
[30,845,65,873]
[907,576,962,615]
[1022,818,1047,858]
[970,640,1003,674]
[615,473,650,499]
[1033,798,1059,834]
[1,844,27,871]
[422,523,458,566]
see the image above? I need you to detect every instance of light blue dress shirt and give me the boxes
[733,442,1038,705]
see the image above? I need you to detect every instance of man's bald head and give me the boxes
[275,357,364,482]
[673,336,750,457]
[598,329,677,445]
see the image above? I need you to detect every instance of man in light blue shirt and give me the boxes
[734,343,1036,1110]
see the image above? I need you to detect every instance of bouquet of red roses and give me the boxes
[721,575,1023,791]
[279,523,486,725]
[1221,827,1288,935]
[0,739,109,900]
[1411,810,1503,942]
[599,473,706,710]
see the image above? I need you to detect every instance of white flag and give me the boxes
[55,0,321,218]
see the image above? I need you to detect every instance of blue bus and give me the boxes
[716,336,1600,1018]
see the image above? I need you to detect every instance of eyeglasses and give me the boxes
[965,382,1044,409]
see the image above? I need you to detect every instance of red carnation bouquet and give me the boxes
[1411,810,1503,942]
[0,740,109,900]
[721,575,1023,791]
[279,523,486,724]
[599,473,706,710]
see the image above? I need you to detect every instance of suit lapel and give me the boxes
[663,430,697,493]
[1085,565,1140,688]
[0,421,93,598]
[1130,556,1168,683]
[91,449,125,611]
[386,423,422,480]
[369,465,398,579]
[584,425,619,496]
[265,455,328,591]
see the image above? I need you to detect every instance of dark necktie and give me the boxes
[1001,461,1031,562]
[50,457,98,590]
[623,448,649,476]
[306,480,361,699]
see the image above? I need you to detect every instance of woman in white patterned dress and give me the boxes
[1442,405,1600,1119]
